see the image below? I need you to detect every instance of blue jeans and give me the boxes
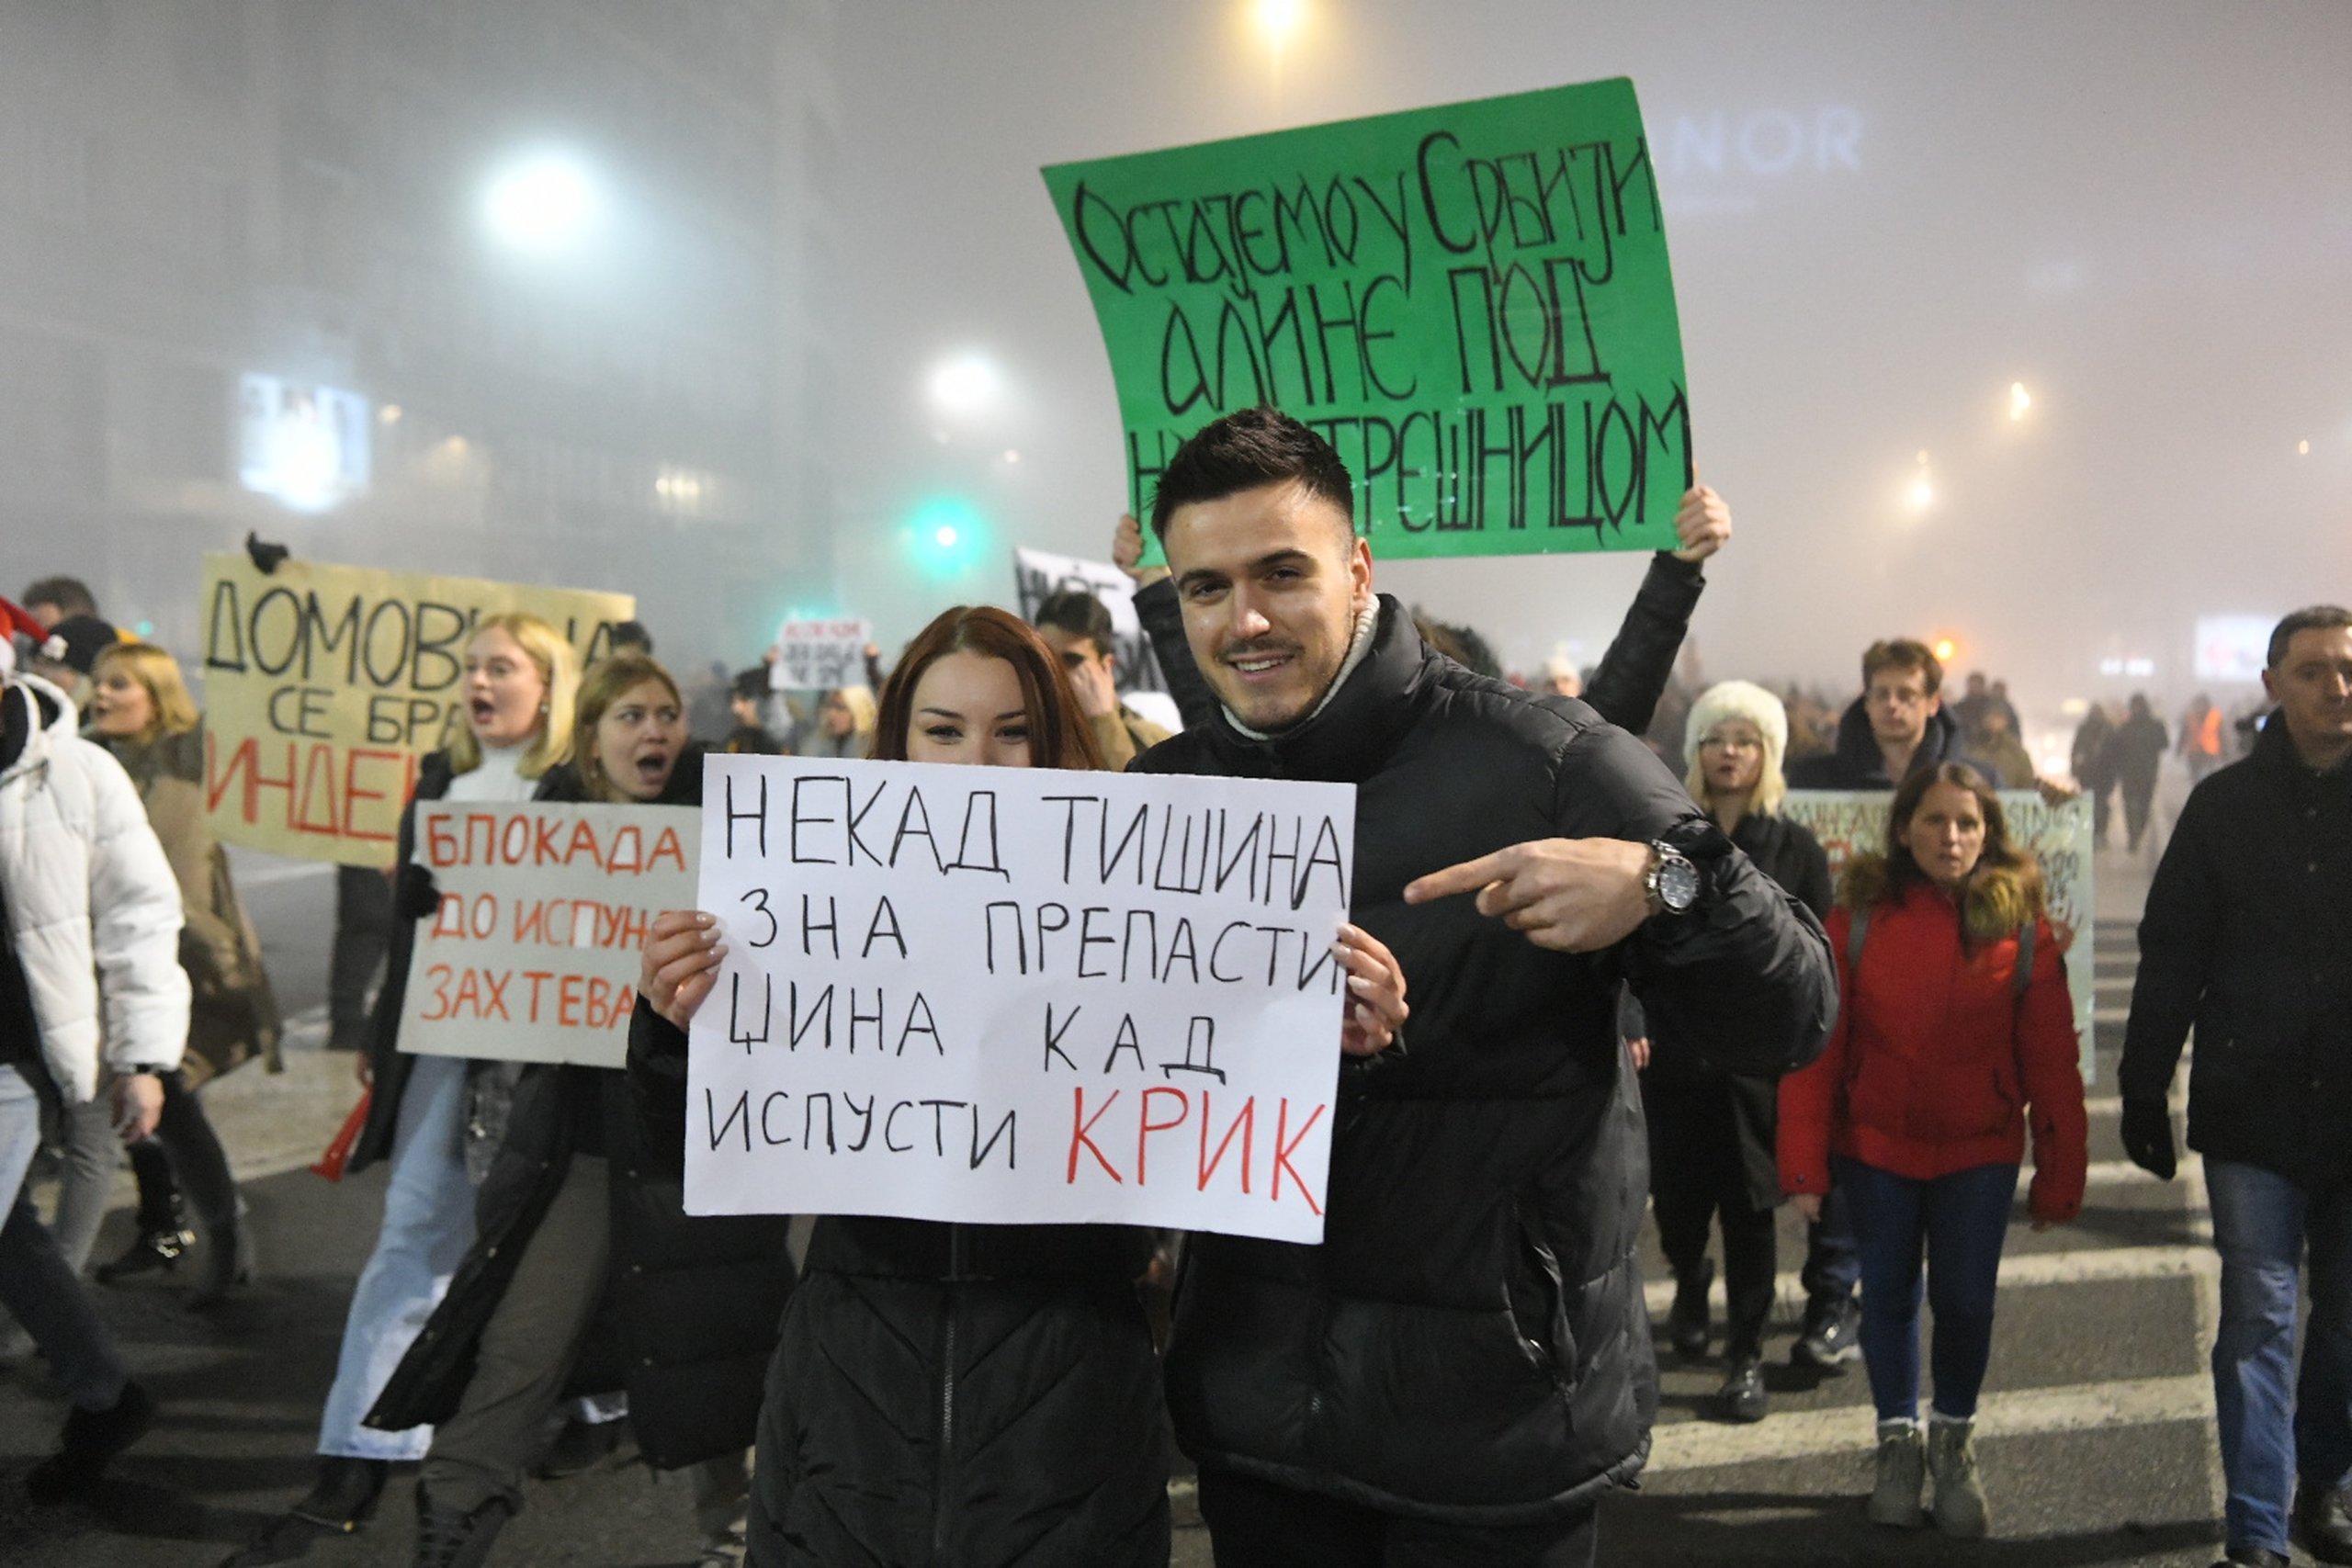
[0,1065,130,1411]
[2206,1158,2352,1557]
[316,1053,475,1460]
[1836,1155,2019,1423]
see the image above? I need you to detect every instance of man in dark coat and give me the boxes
[2110,693,2171,853]
[2120,606,2352,1568]
[1130,409,1836,1565]
[1781,636,1993,1371]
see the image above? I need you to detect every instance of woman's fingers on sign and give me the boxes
[642,909,724,1029]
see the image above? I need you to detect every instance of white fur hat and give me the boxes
[1684,680,1791,811]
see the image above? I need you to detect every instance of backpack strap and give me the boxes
[2014,918,2036,1002]
[1845,906,1871,978]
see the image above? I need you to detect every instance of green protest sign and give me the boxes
[1044,77,1690,560]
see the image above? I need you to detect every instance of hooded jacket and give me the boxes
[1785,695,1989,791]
[1128,596,1836,1522]
[2120,713,2352,1187]
[0,674,187,1101]
[1778,868,2087,1225]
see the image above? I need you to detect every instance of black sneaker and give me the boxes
[2215,1548,2290,1568]
[27,1380,156,1502]
[1792,1295,1861,1371]
[214,1456,387,1567]
[2301,1482,2352,1566]
[1717,1357,1769,1423]
[413,1486,515,1568]
[1666,1259,1713,1360]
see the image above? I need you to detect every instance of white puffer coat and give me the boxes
[0,675,187,1102]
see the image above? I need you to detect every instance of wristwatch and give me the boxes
[1644,840,1702,917]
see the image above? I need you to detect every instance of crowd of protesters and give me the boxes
[3,412,2347,1568]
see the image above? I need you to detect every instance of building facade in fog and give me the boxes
[0,0,842,675]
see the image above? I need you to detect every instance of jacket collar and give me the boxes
[1190,595,1433,784]
[2254,707,2352,789]
[1830,696,1966,784]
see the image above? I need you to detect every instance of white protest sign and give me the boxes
[684,755,1355,1243]
[1012,546,1169,695]
[1781,789,2098,1080]
[771,618,871,692]
[399,803,697,1068]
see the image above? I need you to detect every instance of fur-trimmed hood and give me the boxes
[1839,852,2044,946]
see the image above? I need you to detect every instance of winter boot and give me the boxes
[1926,1414,1990,1538]
[1666,1258,1713,1359]
[27,1381,156,1502]
[95,1181,193,1283]
[1866,1419,1926,1529]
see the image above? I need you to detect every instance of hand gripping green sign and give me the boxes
[1044,77,1690,559]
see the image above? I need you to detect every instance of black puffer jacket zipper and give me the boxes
[931,1223,965,1564]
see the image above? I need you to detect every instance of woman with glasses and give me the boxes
[1638,681,1832,1421]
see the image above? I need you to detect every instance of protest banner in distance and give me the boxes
[198,553,632,868]
[684,756,1357,1243]
[1781,790,2098,1079]
[1044,77,1689,562]
[771,618,872,693]
[1011,546,1169,697]
[397,803,697,1069]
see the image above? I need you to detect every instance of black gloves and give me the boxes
[392,863,442,923]
[2120,1096,2177,1181]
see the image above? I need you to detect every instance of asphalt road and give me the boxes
[3,814,2230,1567]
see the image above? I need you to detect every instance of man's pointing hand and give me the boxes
[1404,839,1656,953]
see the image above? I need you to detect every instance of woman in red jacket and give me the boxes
[1780,762,2086,1540]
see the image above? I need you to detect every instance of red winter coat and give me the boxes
[1779,880,2087,1224]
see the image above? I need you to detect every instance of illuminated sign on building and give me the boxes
[238,374,371,511]
[2195,615,2276,684]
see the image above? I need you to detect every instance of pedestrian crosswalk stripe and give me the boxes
[1643,1244,2214,1318]
[1644,1373,2212,1472]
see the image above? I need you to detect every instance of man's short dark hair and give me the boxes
[612,619,653,655]
[1033,589,1114,652]
[1861,638,1943,697]
[1148,407,1355,542]
[730,668,769,703]
[2267,605,2352,669]
[21,576,96,618]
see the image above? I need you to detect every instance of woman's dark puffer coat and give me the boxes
[628,1003,1170,1567]
[367,748,797,1468]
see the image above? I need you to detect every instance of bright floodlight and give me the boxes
[484,153,598,254]
[2009,381,2032,420]
[1909,478,1935,509]
[928,355,1001,415]
[1255,0,1306,44]
[934,525,960,549]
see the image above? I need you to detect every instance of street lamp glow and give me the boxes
[928,355,1001,416]
[2009,381,2032,420]
[933,525,960,549]
[484,152,599,254]
[1254,0,1306,45]
[1909,478,1935,509]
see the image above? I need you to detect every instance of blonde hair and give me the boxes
[571,653,683,803]
[825,683,877,741]
[446,611,580,779]
[90,642,201,744]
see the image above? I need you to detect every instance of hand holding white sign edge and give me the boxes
[681,755,1356,1243]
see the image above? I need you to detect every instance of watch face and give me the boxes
[1658,855,1701,911]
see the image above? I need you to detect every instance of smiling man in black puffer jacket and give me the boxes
[1130,409,1837,1566]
